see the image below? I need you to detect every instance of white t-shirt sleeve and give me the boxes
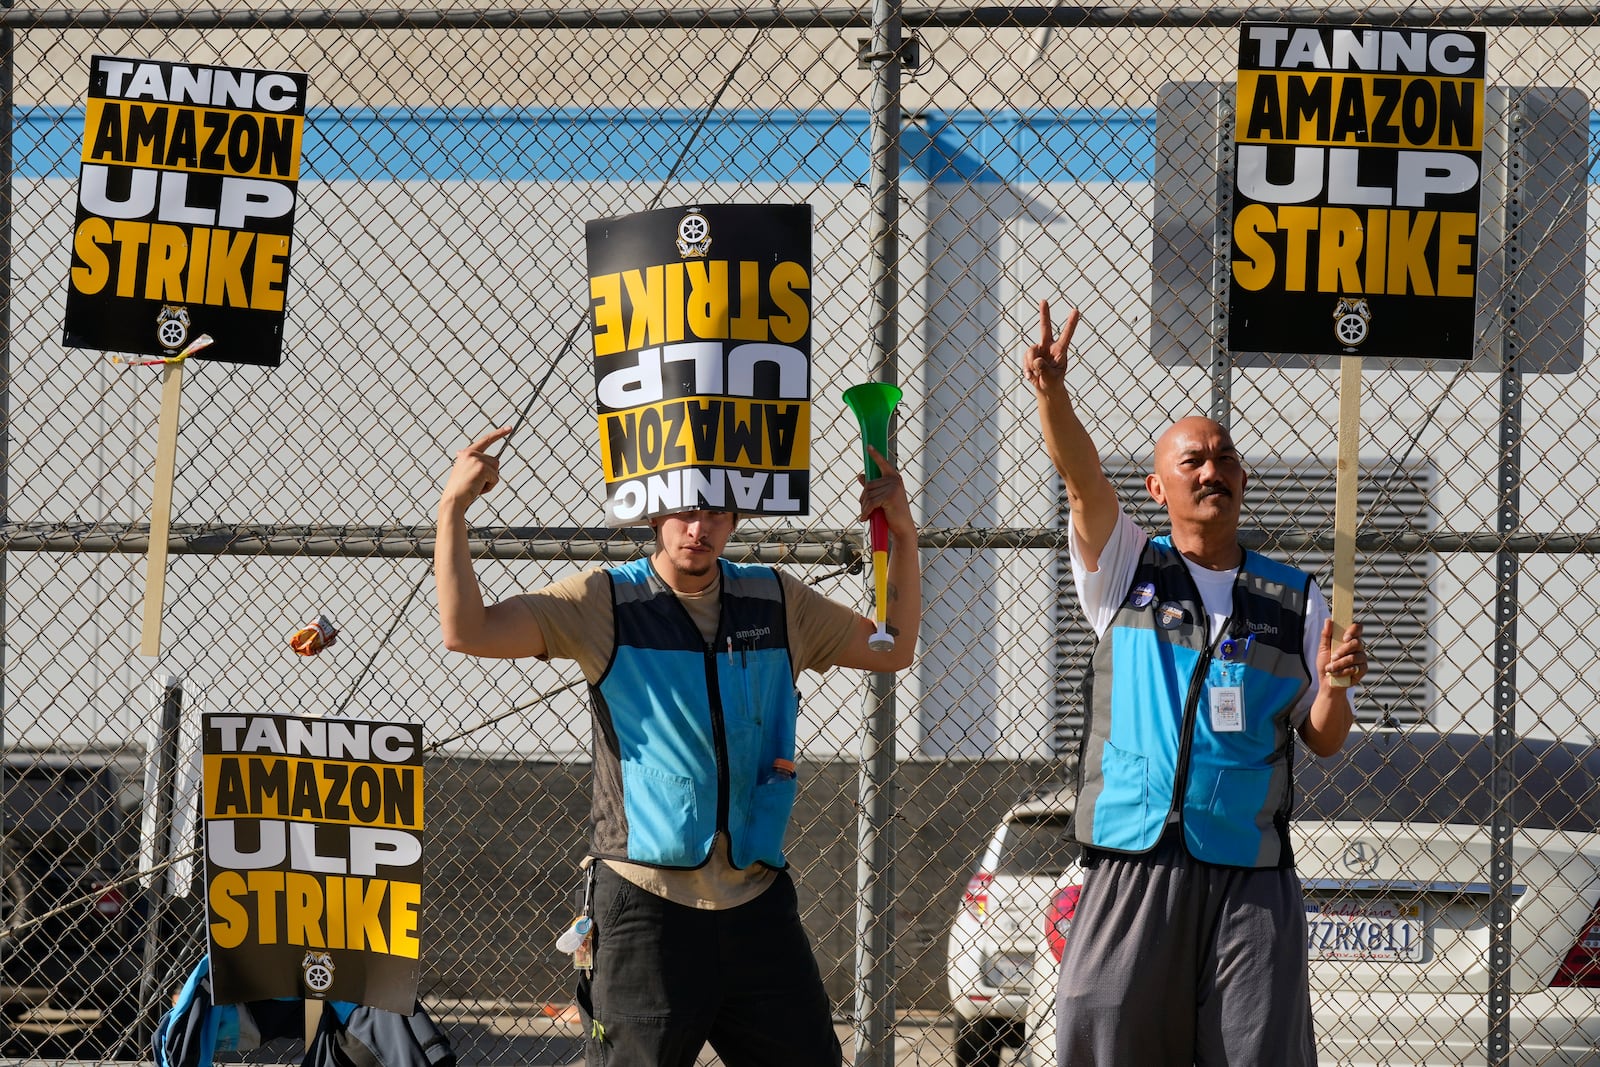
[1068,508,1147,638]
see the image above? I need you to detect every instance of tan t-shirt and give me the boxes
[515,561,863,909]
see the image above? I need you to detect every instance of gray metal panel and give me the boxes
[1151,81,1588,373]
[1152,80,1231,370]
[1495,86,1589,374]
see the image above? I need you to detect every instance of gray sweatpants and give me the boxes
[1054,830,1317,1067]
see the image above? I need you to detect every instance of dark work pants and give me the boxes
[576,864,843,1067]
[1055,831,1317,1067]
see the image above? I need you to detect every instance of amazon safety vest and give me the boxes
[588,556,799,869]
[1073,536,1313,868]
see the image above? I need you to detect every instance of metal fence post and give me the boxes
[0,0,11,757]
[0,6,12,1004]
[1209,80,1234,427]
[1486,90,1525,1067]
[138,676,183,1031]
[1487,305,1521,1067]
[855,0,903,1061]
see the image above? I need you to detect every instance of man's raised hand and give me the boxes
[1023,299,1081,391]
[443,426,514,507]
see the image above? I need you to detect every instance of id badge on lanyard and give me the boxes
[1210,633,1252,732]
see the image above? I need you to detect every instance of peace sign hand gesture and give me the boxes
[1022,299,1081,393]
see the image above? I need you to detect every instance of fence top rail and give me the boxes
[0,4,1594,30]
[3,521,1599,558]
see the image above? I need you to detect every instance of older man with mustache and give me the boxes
[1024,300,1369,1067]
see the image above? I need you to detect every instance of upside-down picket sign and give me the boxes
[585,203,813,526]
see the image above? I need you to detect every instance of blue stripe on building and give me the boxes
[18,106,1155,183]
[21,106,1600,184]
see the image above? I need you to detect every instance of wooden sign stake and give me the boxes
[140,361,185,657]
[304,999,324,1048]
[137,334,212,657]
[1329,353,1362,688]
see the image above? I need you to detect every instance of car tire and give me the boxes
[954,1017,1006,1067]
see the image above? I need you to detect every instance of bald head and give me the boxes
[1146,417,1247,565]
[1153,417,1235,472]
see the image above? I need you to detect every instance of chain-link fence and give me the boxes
[4,4,1600,1065]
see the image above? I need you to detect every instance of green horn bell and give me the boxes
[842,382,903,477]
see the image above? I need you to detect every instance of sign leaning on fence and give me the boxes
[202,713,425,1013]
[63,54,307,368]
[1228,24,1487,359]
[586,203,813,525]
[60,55,309,656]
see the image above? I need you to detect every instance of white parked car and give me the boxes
[945,787,1078,1067]
[1021,731,1600,1066]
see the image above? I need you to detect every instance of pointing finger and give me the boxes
[470,426,514,453]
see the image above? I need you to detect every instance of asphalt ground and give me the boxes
[0,1007,969,1066]
[428,1006,962,1066]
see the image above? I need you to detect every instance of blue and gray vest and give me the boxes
[588,556,799,870]
[1073,536,1314,869]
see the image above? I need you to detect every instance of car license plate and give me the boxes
[1305,898,1424,962]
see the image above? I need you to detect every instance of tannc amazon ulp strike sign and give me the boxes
[1228,24,1486,359]
[586,204,812,525]
[63,55,306,367]
[203,713,423,1012]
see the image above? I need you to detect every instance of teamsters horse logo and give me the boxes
[675,211,712,258]
[155,305,191,351]
[1332,297,1372,349]
[302,950,336,995]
